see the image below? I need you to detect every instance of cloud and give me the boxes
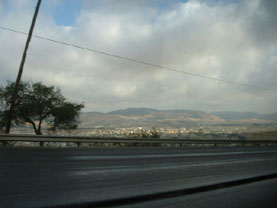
[0,0,276,114]
[245,0,277,45]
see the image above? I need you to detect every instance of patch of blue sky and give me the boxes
[199,0,240,6]
[156,0,189,10]
[42,0,81,26]
[1,0,12,11]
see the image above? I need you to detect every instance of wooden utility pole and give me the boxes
[5,0,42,134]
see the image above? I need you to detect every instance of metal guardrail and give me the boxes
[1,134,277,147]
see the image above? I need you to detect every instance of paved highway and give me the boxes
[1,146,277,207]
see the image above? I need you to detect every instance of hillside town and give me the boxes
[8,123,277,142]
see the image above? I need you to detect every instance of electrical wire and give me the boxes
[0,25,276,92]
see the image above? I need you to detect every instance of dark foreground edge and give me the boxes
[49,173,277,208]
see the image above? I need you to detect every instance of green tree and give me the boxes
[0,81,84,135]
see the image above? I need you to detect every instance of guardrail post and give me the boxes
[3,141,7,146]
[40,141,44,147]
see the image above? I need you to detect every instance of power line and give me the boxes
[0,25,276,92]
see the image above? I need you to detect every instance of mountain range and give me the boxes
[78,108,277,128]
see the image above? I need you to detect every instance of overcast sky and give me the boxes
[0,0,276,114]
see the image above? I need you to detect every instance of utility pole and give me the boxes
[5,0,42,134]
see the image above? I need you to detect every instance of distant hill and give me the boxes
[82,111,105,116]
[107,108,221,120]
[210,111,262,120]
[211,111,277,122]
[107,108,158,116]
[262,113,277,121]
[78,108,277,128]
[79,108,224,128]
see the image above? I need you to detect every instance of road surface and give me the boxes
[1,146,277,207]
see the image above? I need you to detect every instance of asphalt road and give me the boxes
[1,146,277,207]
